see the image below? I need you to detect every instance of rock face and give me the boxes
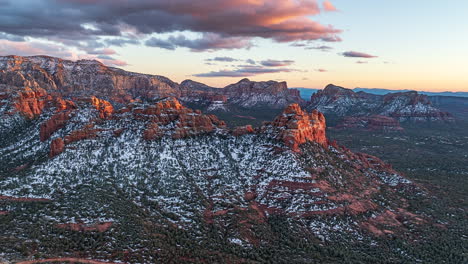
[309,84,454,123]
[49,138,65,158]
[89,96,114,119]
[132,98,227,140]
[223,78,304,108]
[0,55,180,102]
[40,111,74,141]
[11,87,50,119]
[336,115,404,131]
[0,56,303,110]
[263,104,327,151]
[179,78,304,110]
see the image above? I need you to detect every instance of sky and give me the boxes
[0,0,467,92]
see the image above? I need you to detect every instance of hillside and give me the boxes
[0,56,465,263]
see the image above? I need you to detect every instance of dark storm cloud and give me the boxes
[0,32,25,42]
[0,0,341,53]
[145,33,252,51]
[104,38,140,47]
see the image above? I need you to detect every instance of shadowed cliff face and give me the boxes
[309,84,454,123]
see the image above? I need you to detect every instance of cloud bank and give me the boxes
[0,0,342,54]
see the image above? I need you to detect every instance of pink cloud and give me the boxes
[0,40,74,59]
[323,1,338,12]
[0,39,127,67]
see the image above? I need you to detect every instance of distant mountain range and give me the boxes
[294,87,468,101]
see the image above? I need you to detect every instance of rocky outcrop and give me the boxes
[11,87,50,119]
[49,138,65,158]
[336,115,404,131]
[64,126,99,145]
[309,84,454,123]
[134,98,227,140]
[180,78,304,110]
[232,125,255,136]
[40,111,73,141]
[264,104,327,151]
[0,55,180,102]
[2,83,76,119]
[222,78,304,108]
[89,96,114,119]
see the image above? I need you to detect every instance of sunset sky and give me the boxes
[0,0,467,92]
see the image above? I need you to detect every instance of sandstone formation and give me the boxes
[136,98,227,140]
[49,138,65,158]
[0,55,180,101]
[40,111,73,141]
[179,78,304,109]
[12,87,50,119]
[309,84,454,122]
[89,96,114,119]
[264,104,327,151]
[0,56,303,110]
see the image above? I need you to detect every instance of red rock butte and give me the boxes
[267,103,327,151]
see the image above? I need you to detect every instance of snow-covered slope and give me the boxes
[0,57,436,263]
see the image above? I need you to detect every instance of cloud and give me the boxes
[246,59,256,65]
[145,33,252,51]
[0,0,341,54]
[356,61,368,64]
[0,39,127,67]
[0,40,74,58]
[206,56,239,62]
[87,48,117,55]
[260,60,294,67]
[315,68,327,72]
[145,37,177,50]
[341,51,378,58]
[194,65,296,77]
[323,1,338,12]
[307,45,333,51]
[104,38,140,47]
[0,32,24,42]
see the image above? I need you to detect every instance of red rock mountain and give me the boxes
[309,84,453,122]
[0,56,435,262]
[0,55,303,110]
